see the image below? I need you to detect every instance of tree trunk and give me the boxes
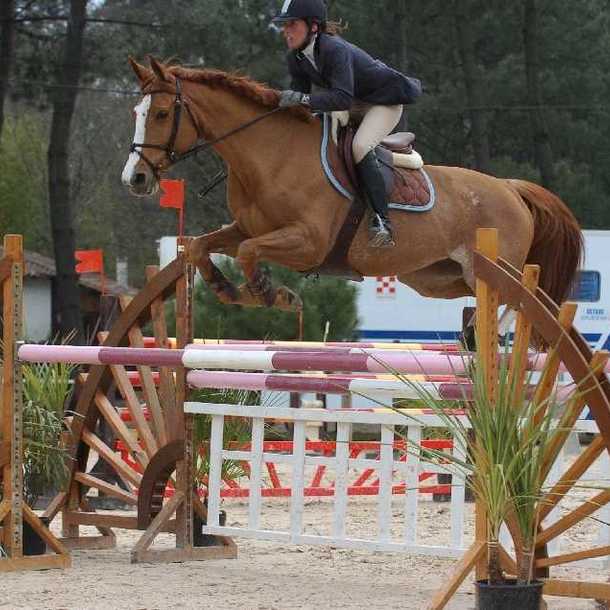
[523,0,556,189]
[47,0,88,341]
[452,0,491,173]
[0,0,16,142]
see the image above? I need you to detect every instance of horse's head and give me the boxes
[121,56,201,196]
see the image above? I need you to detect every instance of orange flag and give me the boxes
[75,249,104,274]
[160,179,185,210]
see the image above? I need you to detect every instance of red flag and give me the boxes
[75,249,104,274]
[160,179,185,210]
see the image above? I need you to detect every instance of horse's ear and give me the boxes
[148,55,171,82]
[128,56,153,86]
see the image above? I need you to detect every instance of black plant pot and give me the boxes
[23,516,50,556]
[193,510,227,547]
[476,579,543,610]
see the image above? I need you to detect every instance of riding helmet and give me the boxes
[272,0,327,24]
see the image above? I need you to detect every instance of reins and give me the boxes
[130,77,283,178]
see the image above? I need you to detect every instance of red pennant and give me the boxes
[75,249,104,274]
[160,179,185,210]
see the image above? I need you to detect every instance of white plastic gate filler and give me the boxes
[184,403,610,565]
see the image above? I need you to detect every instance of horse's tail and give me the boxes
[507,179,583,306]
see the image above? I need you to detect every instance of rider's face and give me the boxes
[282,19,315,50]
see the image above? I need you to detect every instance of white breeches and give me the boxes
[352,104,404,164]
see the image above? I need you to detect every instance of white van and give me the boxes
[356,230,610,349]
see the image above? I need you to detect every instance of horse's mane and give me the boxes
[159,65,314,123]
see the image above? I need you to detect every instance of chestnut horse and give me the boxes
[122,57,582,314]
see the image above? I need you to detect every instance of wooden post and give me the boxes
[174,238,193,549]
[0,235,70,571]
[474,228,499,580]
[2,235,24,560]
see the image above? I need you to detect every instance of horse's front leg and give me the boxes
[187,223,247,304]
[235,226,315,312]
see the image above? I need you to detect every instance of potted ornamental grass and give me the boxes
[385,341,596,610]
[0,339,75,555]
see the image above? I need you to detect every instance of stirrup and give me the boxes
[368,216,395,248]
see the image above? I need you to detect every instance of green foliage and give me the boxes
[190,387,259,488]
[392,342,587,585]
[0,114,50,252]
[192,260,359,341]
[21,359,76,507]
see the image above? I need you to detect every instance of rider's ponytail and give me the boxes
[321,20,346,36]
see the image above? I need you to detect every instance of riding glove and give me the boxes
[279,90,311,108]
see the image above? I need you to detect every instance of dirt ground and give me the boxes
[2,495,607,610]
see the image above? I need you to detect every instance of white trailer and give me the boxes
[356,230,610,350]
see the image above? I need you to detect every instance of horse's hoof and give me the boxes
[274,286,302,312]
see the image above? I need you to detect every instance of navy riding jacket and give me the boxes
[287,33,422,113]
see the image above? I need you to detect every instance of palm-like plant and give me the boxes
[21,358,77,507]
[389,344,582,585]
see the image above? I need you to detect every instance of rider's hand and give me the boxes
[279,90,310,108]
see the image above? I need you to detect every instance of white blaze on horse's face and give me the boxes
[121,95,152,189]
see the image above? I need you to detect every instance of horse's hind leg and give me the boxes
[187,223,247,304]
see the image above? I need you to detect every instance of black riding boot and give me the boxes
[356,150,395,248]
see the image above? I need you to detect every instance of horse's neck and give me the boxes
[189,83,317,188]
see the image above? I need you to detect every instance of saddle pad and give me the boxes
[321,114,436,212]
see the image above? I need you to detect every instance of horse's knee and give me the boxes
[187,237,209,265]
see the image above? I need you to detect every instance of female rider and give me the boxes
[273,0,422,248]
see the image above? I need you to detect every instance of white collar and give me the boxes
[302,33,318,62]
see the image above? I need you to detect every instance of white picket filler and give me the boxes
[185,402,469,558]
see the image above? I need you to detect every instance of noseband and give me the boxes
[129,78,283,179]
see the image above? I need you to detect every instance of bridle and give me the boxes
[129,77,283,179]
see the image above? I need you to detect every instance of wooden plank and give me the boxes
[542,579,610,600]
[533,302,578,426]
[2,235,23,560]
[0,499,10,522]
[0,442,9,469]
[82,429,142,488]
[110,363,158,457]
[427,541,486,610]
[132,542,237,565]
[41,492,67,521]
[0,554,71,573]
[538,435,606,522]
[60,534,116,551]
[474,228,498,581]
[541,351,609,484]
[22,504,70,557]
[0,257,14,284]
[94,391,148,470]
[63,511,154,531]
[536,489,610,547]
[74,472,138,506]
[132,490,184,557]
[145,265,177,436]
[536,545,610,568]
[498,545,518,575]
[119,300,168,447]
[508,265,540,393]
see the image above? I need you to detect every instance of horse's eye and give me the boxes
[156,110,169,120]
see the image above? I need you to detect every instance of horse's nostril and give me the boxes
[133,173,147,186]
